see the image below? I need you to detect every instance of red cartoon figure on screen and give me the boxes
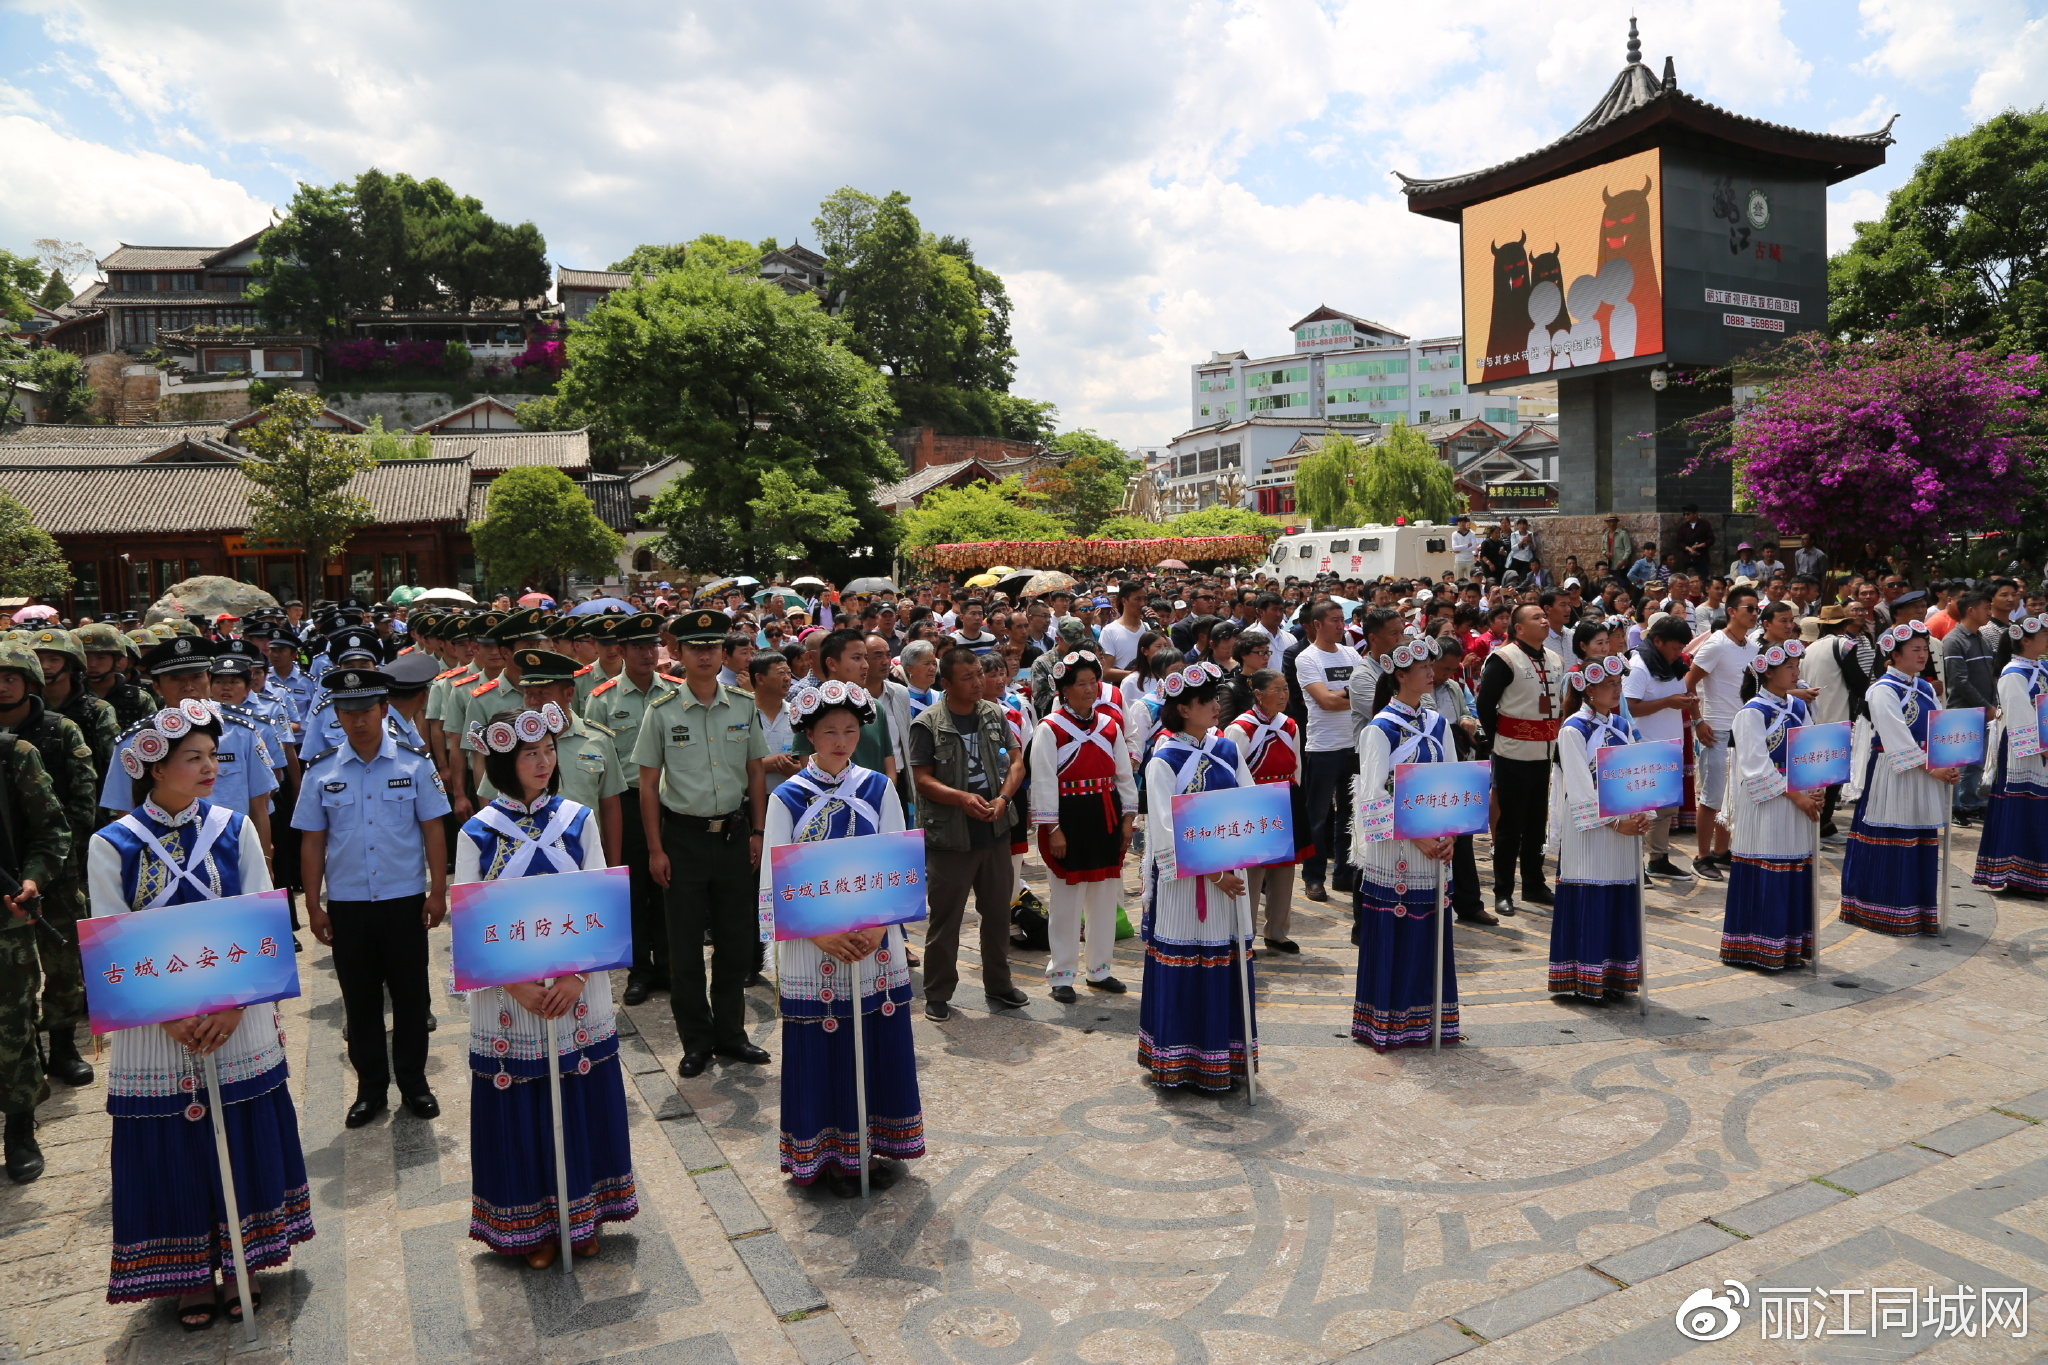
[1484,231,1532,380]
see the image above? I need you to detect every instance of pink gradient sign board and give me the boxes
[79,890,299,1035]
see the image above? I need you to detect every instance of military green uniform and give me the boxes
[2,736,71,1183]
[0,680,98,1034]
[631,610,768,1057]
[588,618,669,993]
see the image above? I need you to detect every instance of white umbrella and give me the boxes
[790,575,829,590]
[411,587,477,605]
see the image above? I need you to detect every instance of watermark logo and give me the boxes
[1676,1280,2029,1341]
[1675,1281,1747,1341]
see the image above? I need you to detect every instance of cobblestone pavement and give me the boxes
[9,825,2048,1363]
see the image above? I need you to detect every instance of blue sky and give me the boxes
[3,0,2043,446]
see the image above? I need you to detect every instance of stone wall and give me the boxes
[80,356,165,424]
[157,385,255,422]
[323,391,463,431]
[1516,511,1765,582]
[890,426,1045,474]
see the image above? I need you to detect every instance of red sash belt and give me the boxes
[1495,715,1559,742]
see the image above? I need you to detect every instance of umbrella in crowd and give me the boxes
[755,587,807,609]
[1021,570,1078,597]
[734,576,762,588]
[994,569,1038,599]
[570,596,633,615]
[410,587,476,604]
[695,576,741,599]
[517,592,556,608]
[965,572,1002,588]
[844,576,898,595]
[1157,558,1190,570]
[11,605,57,623]
[789,575,829,590]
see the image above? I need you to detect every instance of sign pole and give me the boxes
[1938,820,1951,935]
[1636,833,1649,1016]
[203,1051,260,1347]
[851,949,871,1198]
[1233,878,1257,1106]
[544,1012,574,1276]
[1431,861,1447,1053]
[1811,817,1823,978]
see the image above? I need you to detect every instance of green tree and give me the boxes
[898,480,1069,556]
[35,269,72,310]
[360,414,430,460]
[1,348,95,426]
[748,467,859,563]
[1293,433,1368,527]
[251,169,548,333]
[239,391,378,594]
[513,392,656,475]
[0,250,44,328]
[1020,429,1140,535]
[609,233,775,278]
[645,482,748,575]
[1165,507,1283,539]
[1355,421,1462,524]
[0,490,73,599]
[1090,514,1163,541]
[470,466,624,596]
[559,266,900,562]
[1830,109,2048,352]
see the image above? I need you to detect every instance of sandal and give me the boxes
[177,1292,220,1333]
[525,1242,558,1270]
[222,1286,261,1322]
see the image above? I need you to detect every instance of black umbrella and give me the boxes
[994,569,1037,599]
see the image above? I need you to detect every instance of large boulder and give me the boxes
[146,576,281,626]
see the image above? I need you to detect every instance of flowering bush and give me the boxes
[912,535,1272,571]
[1683,331,2043,554]
[327,337,459,377]
[510,324,566,376]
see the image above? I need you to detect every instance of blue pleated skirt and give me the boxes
[1547,882,1642,998]
[1137,865,1257,1090]
[107,1065,313,1302]
[1840,805,1941,935]
[1351,874,1458,1050]
[779,994,925,1183]
[468,1037,637,1253]
[1721,854,1815,969]
[1974,768,2048,895]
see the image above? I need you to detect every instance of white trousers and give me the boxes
[1046,877,1119,986]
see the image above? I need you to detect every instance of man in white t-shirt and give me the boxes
[1096,579,1147,681]
[1682,584,1761,878]
[1293,599,1363,903]
[1624,614,1699,880]
[1451,516,1480,578]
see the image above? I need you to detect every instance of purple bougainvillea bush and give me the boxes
[1684,331,2043,554]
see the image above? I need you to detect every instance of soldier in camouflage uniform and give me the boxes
[0,645,99,1089]
[1,727,72,1183]
[78,623,156,731]
[31,629,121,803]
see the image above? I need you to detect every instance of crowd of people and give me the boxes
[2,523,2045,1330]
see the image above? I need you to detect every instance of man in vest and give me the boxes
[1474,603,1565,917]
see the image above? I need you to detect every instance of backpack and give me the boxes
[1009,899,1051,952]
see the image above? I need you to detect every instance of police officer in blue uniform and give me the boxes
[292,667,452,1128]
[100,638,278,861]
[300,630,424,760]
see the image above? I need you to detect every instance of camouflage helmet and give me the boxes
[28,627,86,674]
[0,641,46,686]
[76,622,131,656]
[125,627,158,654]
[168,619,202,638]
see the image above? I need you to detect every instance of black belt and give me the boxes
[662,808,748,833]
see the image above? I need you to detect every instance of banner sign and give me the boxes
[80,889,299,1036]
[1596,738,1684,818]
[449,866,633,992]
[770,829,929,941]
[1170,782,1292,876]
[2013,694,2048,762]
[1927,708,1987,770]
[1391,761,1493,840]
[1785,721,1853,792]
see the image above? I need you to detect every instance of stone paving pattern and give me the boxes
[8,825,2048,1362]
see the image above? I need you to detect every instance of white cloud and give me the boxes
[1829,95,1894,136]
[0,114,273,261]
[1967,14,2048,117]
[1827,187,1889,254]
[0,0,1943,447]
[1856,0,2031,86]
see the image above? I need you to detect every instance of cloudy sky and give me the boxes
[4,0,2043,446]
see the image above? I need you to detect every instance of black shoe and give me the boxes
[1331,869,1358,894]
[1455,909,1500,926]
[985,987,1029,1008]
[1494,895,1517,917]
[1692,857,1724,882]
[1050,985,1078,1004]
[1819,823,1839,840]
[678,1051,713,1079]
[1263,937,1301,953]
[866,1159,903,1192]
[344,1094,387,1129]
[745,972,771,989]
[1349,924,1361,946]
[1085,976,1129,993]
[425,1011,438,1033]
[1520,884,1555,907]
[1646,856,1690,878]
[923,1000,952,1022]
[3,1112,44,1184]
[716,1041,770,1065]
[44,1027,94,1087]
[622,981,651,1007]
[401,1090,440,1120]
[1303,882,1329,903]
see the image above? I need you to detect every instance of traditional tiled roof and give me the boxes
[583,473,636,530]
[57,281,105,315]
[430,429,590,473]
[99,245,217,271]
[557,268,635,291]
[0,422,231,449]
[412,395,523,431]
[349,457,478,524]
[1397,22,1895,218]
[90,291,255,306]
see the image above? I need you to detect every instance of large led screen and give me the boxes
[1462,149,1664,387]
